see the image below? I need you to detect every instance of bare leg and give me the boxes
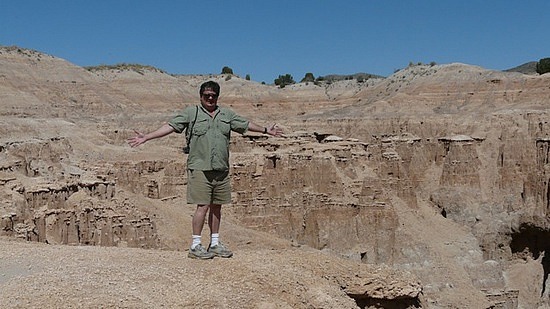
[206,204,232,257]
[192,204,210,235]
[208,204,222,234]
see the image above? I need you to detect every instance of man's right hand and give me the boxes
[127,130,147,147]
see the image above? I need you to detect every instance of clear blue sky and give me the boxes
[1,1,548,83]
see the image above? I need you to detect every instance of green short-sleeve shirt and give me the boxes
[168,105,249,171]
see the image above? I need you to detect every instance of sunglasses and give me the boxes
[202,93,218,99]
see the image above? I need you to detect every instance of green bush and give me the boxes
[300,72,315,83]
[221,66,233,74]
[84,63,165,74]
[536,58,550,75]
[274,74,295,88]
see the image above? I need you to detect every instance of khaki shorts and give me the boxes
[187,170,231,205]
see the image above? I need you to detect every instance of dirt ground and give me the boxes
[0,235,381,309]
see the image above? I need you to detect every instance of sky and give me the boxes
[1,1,549,83]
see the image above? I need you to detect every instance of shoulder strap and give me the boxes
[185,106,199,145]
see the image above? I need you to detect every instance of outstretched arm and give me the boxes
[128,123,175,147]
[248,122,283,137]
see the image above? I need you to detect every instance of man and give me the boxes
[128,80,283,259]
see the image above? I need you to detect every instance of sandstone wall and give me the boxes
[0,137,160,249]
[278,111,550,307]
[3,111,549,306]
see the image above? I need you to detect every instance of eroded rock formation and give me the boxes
[2,46,550,308]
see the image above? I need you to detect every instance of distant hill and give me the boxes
[504,61,538,75]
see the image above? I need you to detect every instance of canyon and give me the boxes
[1,45,550,308]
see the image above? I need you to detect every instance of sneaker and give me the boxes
[188,244,215,260]
[208,242,233,258]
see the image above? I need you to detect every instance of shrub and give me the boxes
[221,66,233,74]
[536,58,550,75]
[84,63,166,74]
[274,74,295,88]
[300,72,315,83]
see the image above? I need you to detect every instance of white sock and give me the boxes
[210,233,219,247]
[191,235,201,249]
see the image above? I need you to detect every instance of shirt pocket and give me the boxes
[192,118,209,136]
[218,117,232,136]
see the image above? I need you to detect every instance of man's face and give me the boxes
[200,88,219,111]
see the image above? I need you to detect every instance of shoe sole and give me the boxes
[210,252,233,258]
[187,253,215,260]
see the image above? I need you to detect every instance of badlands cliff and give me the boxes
[1,46,550,308]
